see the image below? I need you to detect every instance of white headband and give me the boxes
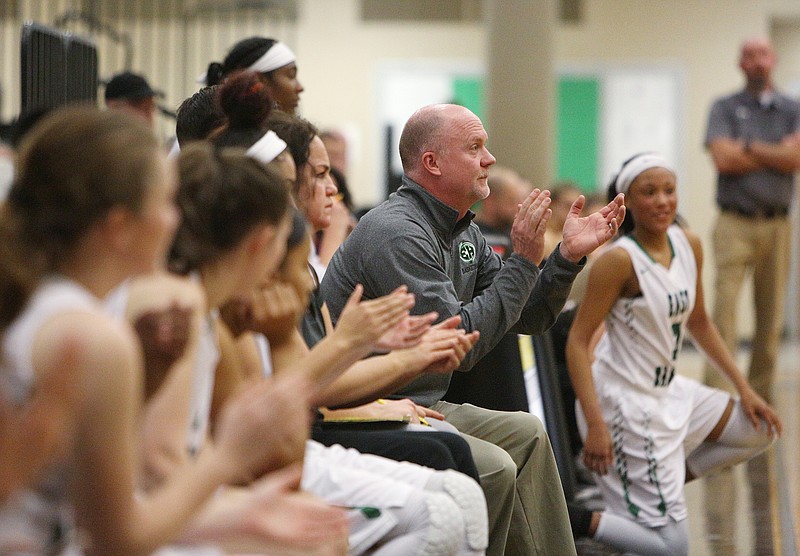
[247,42,296,74]
[615,153,675,195]
[246,130,287,165]
[196,41,297,84]
[167,139,180,160]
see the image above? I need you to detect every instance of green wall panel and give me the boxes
[556,77,599,191]
[452,77,484,121]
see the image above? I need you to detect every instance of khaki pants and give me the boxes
[432,401,577,556]
[705,211,791,402]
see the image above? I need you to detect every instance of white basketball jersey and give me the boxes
[0,277,98,553]
[586,225,702,525]
[593,225,697,394]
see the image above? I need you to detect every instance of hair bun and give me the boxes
[205,62,224,86]
[217,70,273,130]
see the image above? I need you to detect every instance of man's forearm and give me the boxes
[453,254,542,370]
[709,138,763,175]
[514,246,582,335]
[749,139,800,174]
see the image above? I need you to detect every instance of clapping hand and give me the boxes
[511,188,552,265]
[334,285,415,354]
[390,315,480,376]
[559,193,626,263]
[373,311,438,352]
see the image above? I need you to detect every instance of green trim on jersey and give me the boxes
[630,235,675,266]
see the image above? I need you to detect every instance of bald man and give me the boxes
[704,37,800,403]
[321,103,625,555]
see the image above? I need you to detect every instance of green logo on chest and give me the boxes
[459,241,476,264]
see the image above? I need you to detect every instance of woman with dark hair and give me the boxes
[0,106,301,553]
[268,110,339,280]
[210,70,297,188]
[566,152,782,555]
[175,85,225,147]
[166,143,307,462]
[261,216,489,556]
[129,142,351,553]
[203,36,304,114]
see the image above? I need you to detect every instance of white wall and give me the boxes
[772,17,800,337]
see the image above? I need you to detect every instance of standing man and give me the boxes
[321,103,625,556]
[704,37,800,402]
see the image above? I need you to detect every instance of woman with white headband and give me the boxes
[203,37,304,115]
[565,152,782,555]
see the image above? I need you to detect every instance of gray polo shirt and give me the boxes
[705,89,800,213]
[320,176,583,407]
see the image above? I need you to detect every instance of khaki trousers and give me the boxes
[704,211,791,402]
[432,401,577,556]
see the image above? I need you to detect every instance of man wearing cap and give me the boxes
[104,71,161,128]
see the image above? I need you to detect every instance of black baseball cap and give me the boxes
[104,71,163,101]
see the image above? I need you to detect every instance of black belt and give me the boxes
[722,206,789,219]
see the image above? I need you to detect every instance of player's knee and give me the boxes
[726,404,776,450]
[658,518,689,556]
[749,421,776,451]
[439,470,488,552]
[419,492,465,555]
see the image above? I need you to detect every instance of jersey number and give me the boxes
[654,323,681,387]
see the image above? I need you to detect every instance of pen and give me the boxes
[335,505,382,519]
